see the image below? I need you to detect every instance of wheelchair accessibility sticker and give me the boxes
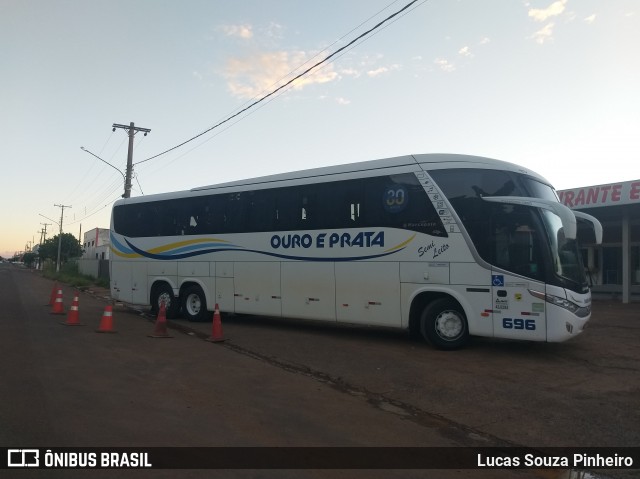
[492,275,504,287]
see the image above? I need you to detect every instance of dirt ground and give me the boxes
[2,264,638,478]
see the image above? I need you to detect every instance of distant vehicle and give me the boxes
[109,153,601,349]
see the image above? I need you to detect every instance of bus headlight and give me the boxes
[528,290,590,318]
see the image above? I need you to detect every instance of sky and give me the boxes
[1,0,639,258]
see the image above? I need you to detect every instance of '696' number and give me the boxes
[503,318,536,330]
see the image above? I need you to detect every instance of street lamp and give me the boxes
[80,146,126,197]
[80,146,125,179]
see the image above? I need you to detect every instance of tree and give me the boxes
[38,233,83,265]
[23,252,37,268]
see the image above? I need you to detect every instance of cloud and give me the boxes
[434,58,455,72]
[479,37,491,45]
[339,67,361,78]
[336,97,351,106]
[584,14,596,24]
[366,64,400,77]
[265,22,284,40]
[224,51,338,99]
[219,24,253,39]
[367,67,389,77]
[528,0,567,22]
[458,46,472,57]
[531,22,555,44]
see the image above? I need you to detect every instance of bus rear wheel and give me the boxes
[420,298,469,350]
[181,285,208,322]
[151,283,180,319]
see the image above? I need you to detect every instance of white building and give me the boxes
[82,228,111,260]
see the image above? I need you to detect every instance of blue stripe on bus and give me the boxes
[123,238,405,262]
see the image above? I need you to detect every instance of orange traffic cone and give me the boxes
[148,300,172,338]
[206,303,226,343]
[47,282,58,306]
[61,295,83,326]
[96,305,116,333]
[50,288,65,315]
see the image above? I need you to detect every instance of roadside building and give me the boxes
[558,179,640,303]
[82,227,111,260]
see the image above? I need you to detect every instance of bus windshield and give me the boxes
[540,210,587,287]
[429,168,588,289]
[520,176,559,202]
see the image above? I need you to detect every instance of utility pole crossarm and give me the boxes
[112,122,151,198]
[112,123,151,135]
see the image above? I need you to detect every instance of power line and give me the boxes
[139,2,419,173]
[64,134,128,207]
[221,0,404,120]
[316,0,428,68]
[138,1,423,176]
[65,196,121,226]
[136,0,422,166]
[136,80,290,176]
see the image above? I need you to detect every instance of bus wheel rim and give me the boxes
[435,311,464,340]
[186,293,201,315]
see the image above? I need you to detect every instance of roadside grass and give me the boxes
[42,261,109,290]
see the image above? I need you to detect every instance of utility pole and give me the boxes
[112,122,151,198]
[39,224,50,270]
[54,204,71,273]
[40,223,51,244]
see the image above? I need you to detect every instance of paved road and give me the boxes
[1,263,638,479]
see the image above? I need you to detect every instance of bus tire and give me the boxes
[151,283,180,319]
[420,298,469,350]
[181,284,208,322]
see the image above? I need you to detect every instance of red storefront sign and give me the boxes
[558,180,640,209]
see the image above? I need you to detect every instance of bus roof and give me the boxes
[191,153,548,193]
[114,153,551,205]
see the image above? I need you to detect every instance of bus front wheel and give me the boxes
[181,285,208,322]
[420,298,469,350]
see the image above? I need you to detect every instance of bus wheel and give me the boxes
[151,283,180,319]
[181,285,208,322]
[420,298,469,350]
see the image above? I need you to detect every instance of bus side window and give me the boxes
[221,193,242,233]
[342,180,364,227]
[300,193,317,228]
[184,197,208,235]
[246,190,275,232]
[207,196,225,234]
[350,202,361,222]
[302,195,310,222]
[274,187,297,231]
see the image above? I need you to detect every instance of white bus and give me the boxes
[109,153,602,349]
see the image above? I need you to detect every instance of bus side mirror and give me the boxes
[574,211,603,245]
[481,196,577,240]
